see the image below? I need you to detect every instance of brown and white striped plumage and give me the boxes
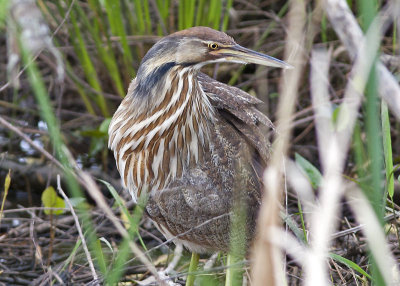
[109,27,286,253]
[109,65,213,198]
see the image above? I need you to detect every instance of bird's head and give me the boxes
[135,26,291,95]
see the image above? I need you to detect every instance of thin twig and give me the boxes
[0,116,63,170]
[138,212,230,258]
[0,114,162,282]
[75,170,164,284]
[56,175,99,284]
[30,214,44,269]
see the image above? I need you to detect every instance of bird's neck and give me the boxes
[108,65,214,199]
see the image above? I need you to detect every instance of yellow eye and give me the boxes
[208,43,219,50]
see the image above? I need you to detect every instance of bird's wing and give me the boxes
[198,72,274,163]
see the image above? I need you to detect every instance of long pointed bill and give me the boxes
[220,44,293,69]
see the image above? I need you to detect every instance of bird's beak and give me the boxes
[218,44,293,69]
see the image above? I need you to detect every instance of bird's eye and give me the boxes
[208,43,219,50]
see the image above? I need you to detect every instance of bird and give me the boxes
[108,26,291,254]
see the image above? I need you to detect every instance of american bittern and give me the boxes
[108,27,290,253]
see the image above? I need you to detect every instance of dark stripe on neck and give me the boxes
[180,62,197,67]
[135,61,176,96]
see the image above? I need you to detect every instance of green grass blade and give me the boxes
[358,0,383,221]
[142,0,152,33]
[225,253,243,286]
[0,0,9,27]
[381,102,394,199]
[321,13,328,43]
[18,31,105,278]
[296,199,308,244]
[178,0,185,30]
[94,238,108,274]
[393,19,397,54]
[99,180,149,284]
[104,0,135,77]
[222,0,233,31]
[330,253,372,280]
[86,0,125,97]
[48,2,97,114]
[155,0,170,35]
[61,238,82,271]
[64,62,98,115]
[156,0,170,20]
[186,0,196,28]
[295,153,323,189]
[133,0,146,34]
[186,252,200,286]
[121,0,137,36]
[352,122,367,179]
[69,5,110,116]
[358,0,385,284]
[225,162,248,286]
[208,0,222,29]
[195,0,206,26]
[281,212,307,243]
[99,179,132,222]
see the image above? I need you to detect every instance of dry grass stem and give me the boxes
[285,159,315,221]
[304,0,400,283]
[310,49,332,171]
[75,170,164,284]
[345,185,400,284]
[307,48,339,286]
[163,243,183,274]
[251,0,307,285]
[56,175,99,284]
[1,111,163,282]
[324,0,400,118]
[0,116,63,170]
[29,213,44,269]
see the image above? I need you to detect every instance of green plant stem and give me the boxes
[222,0,233,31]
[195,0,206,26]
[381,102,394,200]
[105,0,135,78]
[102,182,149,285]
[133,0,146,34]
[225,253,243,286]
[358,0,385,284]
[19,32,106,276]
[186,252,200,286]
[358,0,384,222]
[69,4,109,116]
[85,0,126,97]
[297,199,308,244]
